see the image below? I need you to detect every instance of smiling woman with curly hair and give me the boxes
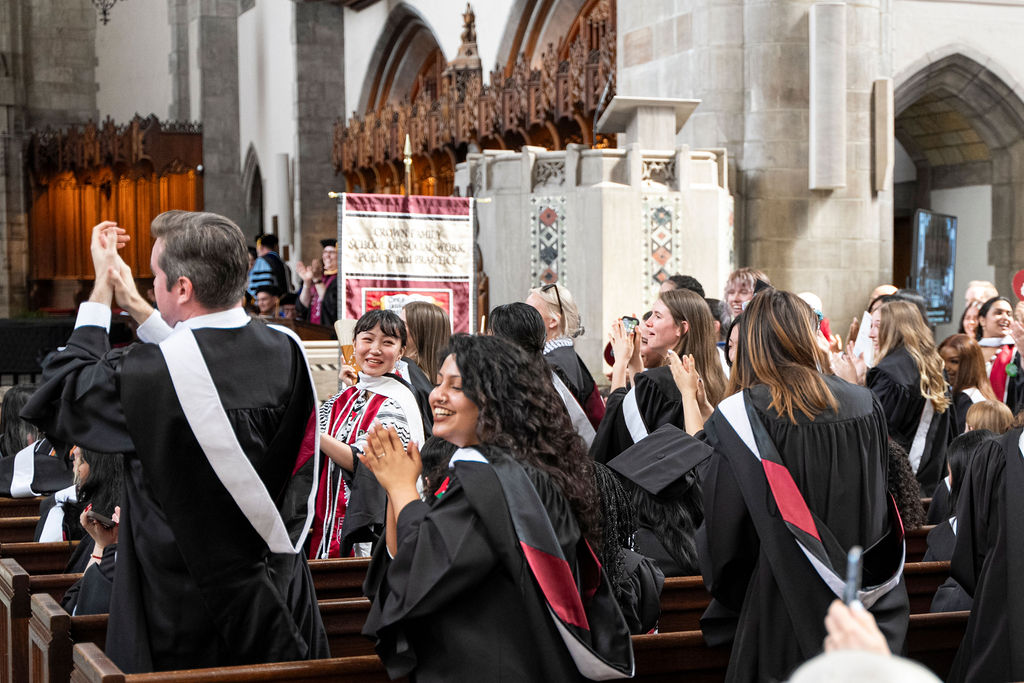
[358,334,633,682]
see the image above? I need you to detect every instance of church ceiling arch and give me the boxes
[358,3,447,114]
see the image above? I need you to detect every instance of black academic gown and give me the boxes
[544,345,603,429]
[634,526,694,577]
[401,357,434,436]
[363,447,631,682]
[698,377,908,683]
[867,347,954,496]
[923,520,973,613]
[947,428,1024,683]
[616,548,664,634]
[925,478,951,525]
[21,319,328,672]
[590,367,686,464]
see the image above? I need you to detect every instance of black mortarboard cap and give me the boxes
[321,238,338,248]
[606,423,713,498]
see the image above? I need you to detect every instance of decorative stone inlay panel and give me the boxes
[530,196,567,286]
[641,195,684,309]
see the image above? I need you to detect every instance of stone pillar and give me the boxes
[0,0,97,316]
[741,0,893,327]
[293,1,344,263]
[187,0,242,222]
[167,0,190,121]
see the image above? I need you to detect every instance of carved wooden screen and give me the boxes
[27,116,203,280]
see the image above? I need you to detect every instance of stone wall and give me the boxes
[0,0,98,317]
[617,0,894,330]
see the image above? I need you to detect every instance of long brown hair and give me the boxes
[937,334,996,400]
[876,301,950,413]
[728,289,838,423]
[659,289,728,405]
[403,301,451,380]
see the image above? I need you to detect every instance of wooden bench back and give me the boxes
[65,610,970,683]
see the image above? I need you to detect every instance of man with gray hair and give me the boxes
[22,211,327,672]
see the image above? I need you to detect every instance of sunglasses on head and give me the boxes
[541,283,564,321]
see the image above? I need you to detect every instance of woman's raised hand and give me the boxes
[668,350,699,398]
[360,423,422,495]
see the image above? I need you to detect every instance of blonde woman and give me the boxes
[867,301,954,496]
[525,283,604,428]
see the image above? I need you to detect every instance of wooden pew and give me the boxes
[71,644,400,683]
[0,499,45,520]
[0,518,40,545]
[308,557,371,599]
[0,541,77,574]
[907,525,933,563]
[27,560,963,683]
[906,610,969,679]
[29,593,378,683]
[0,555,369,683]
[905,561,949,614]
[66,611,969,683]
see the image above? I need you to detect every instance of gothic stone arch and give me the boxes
[896,50,1024,294]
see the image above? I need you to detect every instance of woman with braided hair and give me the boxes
[359,334,634,681]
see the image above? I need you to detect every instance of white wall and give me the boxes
[237,0,298,238]
[894,139,917,183]
[930,184,993,340]
[95,0,173,121]
[894,0,1024,89]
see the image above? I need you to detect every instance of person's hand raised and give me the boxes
[608,319,634,366]
[360,423,422,495]
[295,261,313,283]
[823,600,891,656]
[668,350,699,399]
[88,222,130,305]
[1010,319,1024,350]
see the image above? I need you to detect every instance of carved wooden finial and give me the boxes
[461,3,476,45]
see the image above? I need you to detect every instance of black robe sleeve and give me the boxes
[61,543,117,615]
[616,548,664,634]
[20,325,135,454]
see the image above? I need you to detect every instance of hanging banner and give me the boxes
[336,193,475,332]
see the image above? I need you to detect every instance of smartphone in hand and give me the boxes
[86,509,117,529]
[621,316,640,334]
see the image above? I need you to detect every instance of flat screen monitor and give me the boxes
[910,209,957,325]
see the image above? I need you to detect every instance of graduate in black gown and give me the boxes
[21,213,327,672]
[924,430,995,614]
[591,288,726,464]
[488,302,597,448]
[359,334,634,681]
[698,290,908,683]
[864,301,955,496]
[526,283,606,429]
[606,423,711,577]
[947,426,1024,682]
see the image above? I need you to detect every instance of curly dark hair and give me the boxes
[622,475,703,576]
[593,462,637,600]
[886,439,925,530]
[442,334,601,550]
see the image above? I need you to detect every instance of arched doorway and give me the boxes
[894,50,1024,334]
